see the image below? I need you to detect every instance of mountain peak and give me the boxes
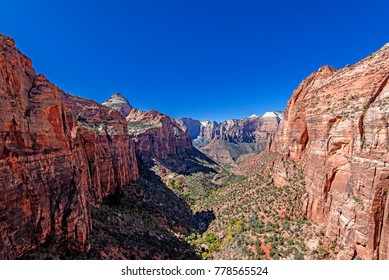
[111,92,125,98]
[262,111,284,120]
[102,92,133,117]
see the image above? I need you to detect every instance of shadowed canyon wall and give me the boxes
[0,35,139,259]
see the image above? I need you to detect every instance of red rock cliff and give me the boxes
[0,35,138,259]
[126,108,193,163]
[179,112,284,163]
[272,43,389,259]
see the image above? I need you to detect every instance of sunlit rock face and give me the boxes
[102,92,133,117]
[0,35,139,259]
[178,112,284,163]
[125,108,193,163]
[102,93,193,164]
[271,43,389,259]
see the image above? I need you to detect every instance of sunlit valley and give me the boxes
[0,33,388,260]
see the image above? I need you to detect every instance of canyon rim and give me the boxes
[0,34,388,260]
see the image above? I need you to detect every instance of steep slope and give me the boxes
[102,93,193,164]
[270,43,389,259]
[191,167,326,260]
[127,109,193,163]
[0,35,139,259]
[22,166,203,260]
[178,117,201,140]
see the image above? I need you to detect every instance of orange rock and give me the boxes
[179,112,284,163]
[270,43,389,259]
[0,34,138,259]
[126,108,193,163]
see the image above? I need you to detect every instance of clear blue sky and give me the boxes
[1,0,388,121]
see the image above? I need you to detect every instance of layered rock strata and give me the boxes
[0,35,139,259]
[179,112,284,162]
[102,94,193,164]
[271,43,389,259]
[102,92,133,117]
[126,109,193,163]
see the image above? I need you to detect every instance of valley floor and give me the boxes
[21,151,330,260]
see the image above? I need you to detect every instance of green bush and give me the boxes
[294,251,304,260]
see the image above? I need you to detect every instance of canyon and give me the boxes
[0,34,140,258]
[0,35,194,259]
[0,34,388,260]
[178,111,284,163]
[104,93,193,164]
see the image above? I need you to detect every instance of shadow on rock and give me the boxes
[194,210,216,234]
[152,148,219,175]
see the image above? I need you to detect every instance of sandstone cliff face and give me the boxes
[126,109,193,163]
[102,93,194,164]
[179,112,283,162]
[271,43,389,259]
[0,35,138,259]
[178,118,202,140]
[180,112,283,147]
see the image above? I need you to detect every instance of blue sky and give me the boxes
[1,0,388,121]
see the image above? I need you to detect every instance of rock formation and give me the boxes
[178,118,202,140]
[179,112,284,162]
[0,34,139,259]
[271,43,389,259]
[102,94,193,164]
[102,92,133,117]
[126,109,193,163]
[2,32,388,261]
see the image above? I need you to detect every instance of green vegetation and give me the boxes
[29,148,325,260]
[165,171,218,209]
[362,103,370,112]
[184,162,326,260]
[201,140,260,162]
[127,121,159,134]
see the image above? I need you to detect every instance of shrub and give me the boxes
[294,251,304,260]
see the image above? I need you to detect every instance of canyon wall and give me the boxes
[126,109,193,163]
[102,93,194,164]
[271,43,389,259]
[178,118,202,140]
[180,112,283,147]
[0,35,139,259]
[179,112,283,162]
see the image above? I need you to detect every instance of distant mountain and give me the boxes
[3,33,388,261]
[178,112,284,163]
[178,117,202,140]
[103,93,192,163]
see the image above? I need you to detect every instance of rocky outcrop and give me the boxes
[179,112,284,162]
[0,35,138,259]
[271,43,389,259]
[178,118,201,140]
[102,92,133,117]
[126,109,193,163]
[102,93,193,164]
